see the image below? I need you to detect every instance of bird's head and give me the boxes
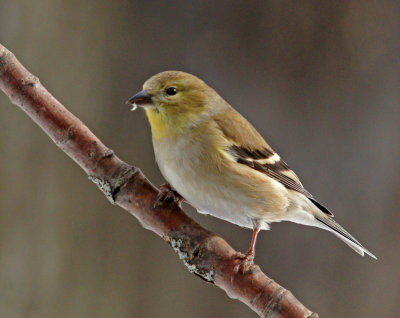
[126,71,225,138]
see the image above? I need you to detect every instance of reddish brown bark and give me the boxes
[0,43,318,318]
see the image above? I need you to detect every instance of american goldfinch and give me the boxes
[126,71,376,262]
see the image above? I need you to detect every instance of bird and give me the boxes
[126,70,376,263]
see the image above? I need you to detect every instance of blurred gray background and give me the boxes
[0,1,399,317]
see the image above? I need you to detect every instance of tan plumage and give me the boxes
[127,70,376,261]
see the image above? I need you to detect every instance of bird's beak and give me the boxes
[125,90,153,111]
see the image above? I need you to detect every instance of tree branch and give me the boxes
[0,43,318,318]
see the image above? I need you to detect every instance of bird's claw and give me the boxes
[233,251,256,274]
[154,183,184,208]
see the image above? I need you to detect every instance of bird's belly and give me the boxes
[160,159,254,228]
[153,135,288,229]
[156,154,280,229]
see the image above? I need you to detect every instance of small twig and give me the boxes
[0,43,318,318]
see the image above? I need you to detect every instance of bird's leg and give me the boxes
[244,225,260,262]
[234,223,261,273]
[154,183,185,208]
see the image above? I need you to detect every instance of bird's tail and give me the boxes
[315,214,377,259]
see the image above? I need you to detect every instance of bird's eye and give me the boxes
[166,87,177,96]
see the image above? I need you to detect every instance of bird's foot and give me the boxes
[154,183,184,208]
[233,250,256,274]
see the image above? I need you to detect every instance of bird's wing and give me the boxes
[214,107,333,216]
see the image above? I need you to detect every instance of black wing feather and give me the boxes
[230,145,333,216]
